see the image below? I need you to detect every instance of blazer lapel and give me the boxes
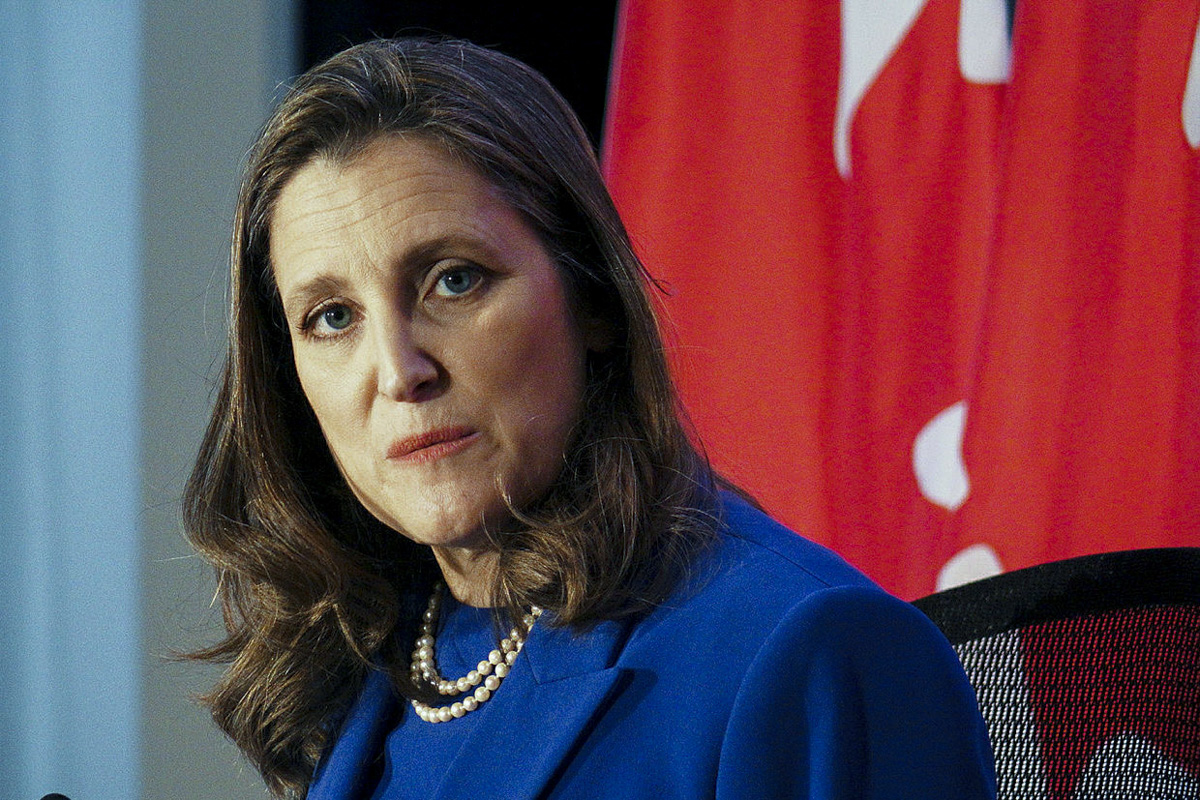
[306,669,396,800]
[431,617,629,800]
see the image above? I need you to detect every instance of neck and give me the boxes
[431,545,499,607]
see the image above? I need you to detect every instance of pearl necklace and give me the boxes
[409,582,542,723]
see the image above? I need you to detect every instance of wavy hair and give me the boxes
[184,38,717,797]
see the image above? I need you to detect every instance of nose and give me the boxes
[374,319,441,402]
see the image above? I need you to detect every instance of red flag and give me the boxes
[604,0,1200,597]
[605,0,1008,597]
[825,0,1006,598]
[951,0,1200,574]
[604,0,843,543]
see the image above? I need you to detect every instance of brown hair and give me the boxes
[184,37,717,797]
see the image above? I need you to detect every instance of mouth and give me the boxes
[386,426,480,464]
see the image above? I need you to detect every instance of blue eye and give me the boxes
[319,305,353,331]
[434,267,482,297]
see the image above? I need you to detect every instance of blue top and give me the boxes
[309,493,997,799]
[368,596,491,799]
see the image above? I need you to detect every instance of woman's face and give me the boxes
[270,137,590,556]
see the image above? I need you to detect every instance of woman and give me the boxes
[185,38,995,799]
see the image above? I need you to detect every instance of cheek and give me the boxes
[464,290,588,448]
[293,356,326,421]
[292,352,359,454]
[511,304,588,433]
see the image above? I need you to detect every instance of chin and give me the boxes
[383,501,508,552]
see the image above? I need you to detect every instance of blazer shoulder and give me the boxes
[630,493,891,653]
[707,491,879,599]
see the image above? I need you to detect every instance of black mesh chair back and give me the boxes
[913,548,1200,800]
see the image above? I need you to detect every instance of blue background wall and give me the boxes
[0,2,292,798]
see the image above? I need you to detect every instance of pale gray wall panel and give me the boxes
[140,1,296,797]
[0,2,143,798]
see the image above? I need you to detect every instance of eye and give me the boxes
[320,305,354,330]
[432,266,483,298]
[303,302,355,337]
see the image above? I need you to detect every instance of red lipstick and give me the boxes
[386,426,479,463]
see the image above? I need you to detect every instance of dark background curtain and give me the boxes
[301,1,619,146]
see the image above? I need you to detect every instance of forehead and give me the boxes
[274,138,492,229]
[268,137,531,271]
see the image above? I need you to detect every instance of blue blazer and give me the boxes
[308,495,996,799]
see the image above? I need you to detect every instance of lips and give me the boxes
[386,426,479,463]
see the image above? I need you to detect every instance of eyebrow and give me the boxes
[274,232,507,314]
[393,232,505,268]
[277,273,349,322]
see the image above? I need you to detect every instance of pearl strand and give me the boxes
[409,582,542,723]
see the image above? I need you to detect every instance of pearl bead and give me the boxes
[409,582,542,724]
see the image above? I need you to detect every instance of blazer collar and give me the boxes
[308,614,629,800]
[306,669,397,800]
[431,615,628,799]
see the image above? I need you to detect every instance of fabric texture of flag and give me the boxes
[603,0,1200,598]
